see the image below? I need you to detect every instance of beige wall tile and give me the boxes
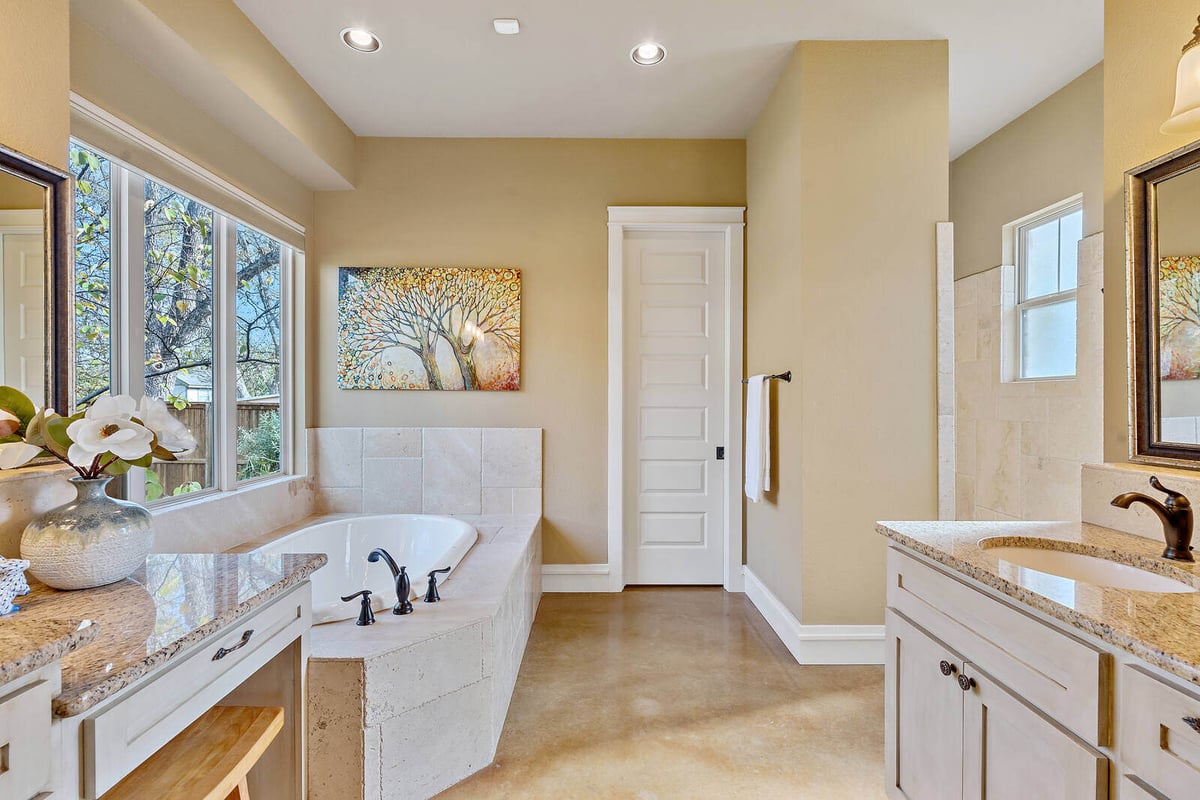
[422,428,483,514]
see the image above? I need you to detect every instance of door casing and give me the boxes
[607,206,745,592]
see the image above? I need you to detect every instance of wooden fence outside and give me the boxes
[154,399,280,493]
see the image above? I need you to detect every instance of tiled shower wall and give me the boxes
[310,427,543,516]
[953,233,1104,521]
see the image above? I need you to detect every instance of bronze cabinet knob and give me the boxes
[958,674,976,692]
[939,660,956,676]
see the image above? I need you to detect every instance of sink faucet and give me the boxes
[1110,476,1195,562]
[367,548,414,615]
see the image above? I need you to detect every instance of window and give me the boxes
[69,141,295,504]
[1011,199,1083,380]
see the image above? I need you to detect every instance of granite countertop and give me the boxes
[878,520,1200,687]
[0,616,99,688]
[8,551,325,717]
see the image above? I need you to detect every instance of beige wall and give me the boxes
[1103,2,1200,463]
[951,63,1103,280]
[138,0,356,184]
[0,172,46,210]
[312,138,746,564]
[0,0,69,169]
[746,41,948,625]
[71,17,316,241]
[0,0,75,558]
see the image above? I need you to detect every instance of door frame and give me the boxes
[607,206,746,592]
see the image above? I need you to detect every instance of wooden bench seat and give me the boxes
[100,706,284,800]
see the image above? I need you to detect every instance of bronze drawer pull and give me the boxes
[1185,716,1200,734]
[939,660,957,677]
[212,629,254,661]
[958,674,976,692]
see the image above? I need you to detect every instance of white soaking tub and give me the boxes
[256,514,477,624]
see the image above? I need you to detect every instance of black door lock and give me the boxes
[716,446,725,461]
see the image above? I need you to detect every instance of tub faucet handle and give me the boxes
[341,590,375,626]
[424,567,452,603]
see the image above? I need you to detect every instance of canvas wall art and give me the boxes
[1159,255,1200,380]
[338,266,521,390]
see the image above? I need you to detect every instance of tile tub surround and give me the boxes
[0,616,99,687]
[311,427,543,517]
[303,515,542,800]
[150,474,318,553]
[877,519,1200,687]
[12,551,326,716]
[952,233,1104,522]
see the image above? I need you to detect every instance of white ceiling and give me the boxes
[234,0,1102,158]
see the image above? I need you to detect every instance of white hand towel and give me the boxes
[745,375,771,502]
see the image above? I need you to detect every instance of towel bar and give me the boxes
[742,371,791,384]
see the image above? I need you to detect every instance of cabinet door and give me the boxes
[962,663,1108,800]
[886,609,965,800]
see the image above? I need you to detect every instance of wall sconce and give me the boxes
[1164,16,1200,134]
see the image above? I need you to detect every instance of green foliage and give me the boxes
[237,410,280,481]
[0,387,36,426]
[145,471,202,502]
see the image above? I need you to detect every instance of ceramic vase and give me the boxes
[20,476,153,590]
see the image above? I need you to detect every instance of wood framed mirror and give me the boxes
[1128,138,1200,465]
[0,143,73,422]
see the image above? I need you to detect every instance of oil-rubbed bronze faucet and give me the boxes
[1111,476,1195,562]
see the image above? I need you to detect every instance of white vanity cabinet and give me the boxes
[882,543,1200,800]
[0,664,57,800]
[1119,666,1200,797]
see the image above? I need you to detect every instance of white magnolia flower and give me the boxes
[138,396,198,454]
[86,394,138,421]
[0,442,41,469]
[66,416,154,465]
[0,409,19,439]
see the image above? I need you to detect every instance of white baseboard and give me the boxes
[542,564,613,592]
[743,566,884,665]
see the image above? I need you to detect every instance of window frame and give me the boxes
[1002,195,1084,382]
[71,138,298,506]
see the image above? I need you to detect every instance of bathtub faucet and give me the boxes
[367,548,414,615]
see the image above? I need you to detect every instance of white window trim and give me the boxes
[72,137,305,507]
[1000,194,1083,383]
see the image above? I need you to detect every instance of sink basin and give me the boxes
[981,544,1197,594]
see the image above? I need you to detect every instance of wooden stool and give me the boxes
[101,706,284,800]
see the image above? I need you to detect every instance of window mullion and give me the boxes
[215,214,238,491]
[113,166,148,503]
[279,245,294,477]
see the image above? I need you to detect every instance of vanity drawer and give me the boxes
[1120,775,1165,800]
[887,546,1111,745]
[1119,666,1200,798]
[83,582,310,799]
[0,675,53,800]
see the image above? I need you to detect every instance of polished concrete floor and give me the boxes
[436,587,885,800]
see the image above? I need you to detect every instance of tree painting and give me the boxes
[337,267,521,391]
[1160,256,1200,380]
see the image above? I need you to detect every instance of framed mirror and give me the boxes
[1128,139,1200,465]
[0,143,72,421]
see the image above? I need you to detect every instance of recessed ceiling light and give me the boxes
[493,18,520,35]
[341,27,381,53]
[631,41,666,66]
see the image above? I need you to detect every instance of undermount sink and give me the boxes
[980,542,1197,594]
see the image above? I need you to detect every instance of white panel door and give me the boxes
[624,230,726,584]
[1,233,45,403]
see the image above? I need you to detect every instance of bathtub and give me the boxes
[256,514,477,624]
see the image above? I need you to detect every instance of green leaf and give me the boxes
[0,386,36,425]
[104,458,133,476]
[44,417,71,458]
